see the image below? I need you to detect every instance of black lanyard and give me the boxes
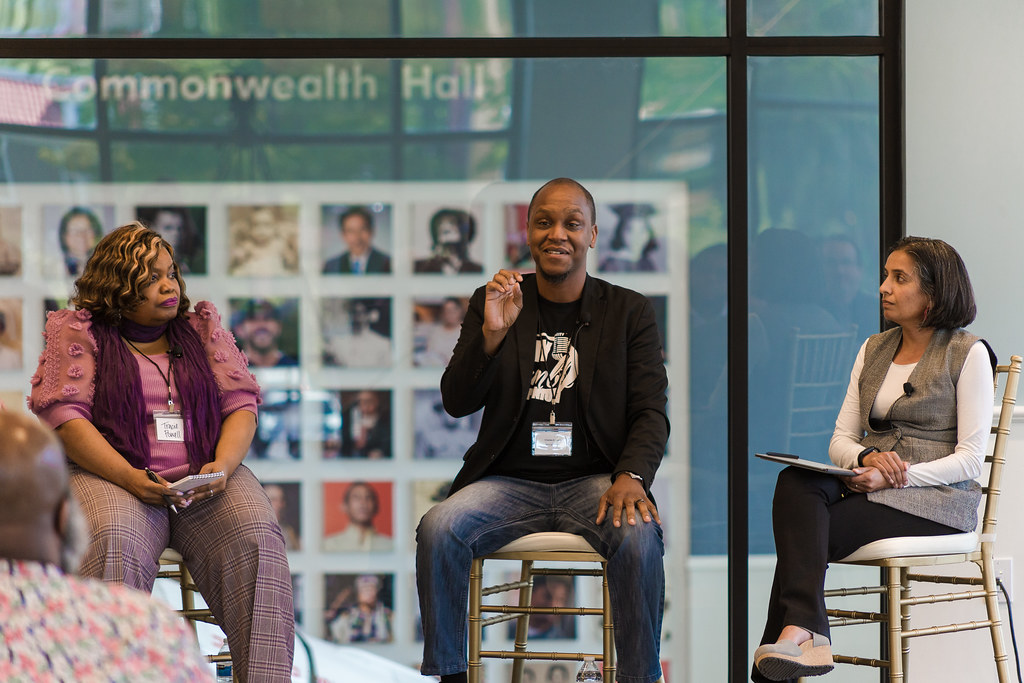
[124,338,176,413]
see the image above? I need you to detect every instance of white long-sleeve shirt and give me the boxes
[829,339,994,486]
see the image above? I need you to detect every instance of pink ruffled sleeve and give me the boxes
[187,301,262,417]
[28,309,97,428]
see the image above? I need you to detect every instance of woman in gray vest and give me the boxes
[752,237,996,682]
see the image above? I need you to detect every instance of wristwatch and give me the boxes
[857,446,879,467]
[617,471,644,486]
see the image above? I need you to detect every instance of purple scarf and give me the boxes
[91,316,222,473]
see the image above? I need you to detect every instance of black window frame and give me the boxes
[0,1,904,677]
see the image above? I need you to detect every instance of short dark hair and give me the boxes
[888,236,976,329]
[339,206,374,232]
[343,480,379,514]
[428,208,475,245]
[527,178,596,225]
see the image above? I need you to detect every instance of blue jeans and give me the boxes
[416,475,665,683]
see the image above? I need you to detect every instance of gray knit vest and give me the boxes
[858,327,982,532]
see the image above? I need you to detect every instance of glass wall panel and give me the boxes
[0,54,726,680]
[746,53,880,668]
[748,0,879,37]
[0,0,725,37]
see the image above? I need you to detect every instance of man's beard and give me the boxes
[60,496,91,574]
[536,265,570,285]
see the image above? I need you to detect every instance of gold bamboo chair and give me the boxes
[825,354,1022,682]
[468,532,615,683]
[157,548,234,673]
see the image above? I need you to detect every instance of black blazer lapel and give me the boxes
[576,276,605,409]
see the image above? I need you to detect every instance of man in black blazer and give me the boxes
[416,178,669,683]
[322,206,392,274]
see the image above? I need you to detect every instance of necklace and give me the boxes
[123,337,177,413]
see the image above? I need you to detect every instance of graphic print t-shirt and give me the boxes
[487,296,608,483]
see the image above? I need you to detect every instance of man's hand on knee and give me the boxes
[595,474,660,527]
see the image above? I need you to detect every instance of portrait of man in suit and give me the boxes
[322,205,392,275]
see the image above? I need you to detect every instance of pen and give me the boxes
[145,467,179,514]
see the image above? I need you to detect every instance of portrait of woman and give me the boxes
[54,206,107,278]
[28,222,295,681]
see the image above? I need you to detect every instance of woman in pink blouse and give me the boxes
[29,222,294,682]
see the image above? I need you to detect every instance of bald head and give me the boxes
[527,178,596,225]
[0,411,71,564]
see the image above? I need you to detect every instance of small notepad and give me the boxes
[167,471,226,492]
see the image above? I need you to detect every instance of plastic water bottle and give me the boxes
[576,656,602,682]
[215,641,232,682]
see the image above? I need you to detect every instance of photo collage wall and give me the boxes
[0,181,687,674]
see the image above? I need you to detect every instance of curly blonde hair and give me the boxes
[71,222,191,325]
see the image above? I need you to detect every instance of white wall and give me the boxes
[900,1,1024,680]
[906,0,1024,358]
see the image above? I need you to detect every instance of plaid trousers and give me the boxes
[70,463,295,683]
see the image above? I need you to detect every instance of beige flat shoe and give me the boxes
[753,632,834,681]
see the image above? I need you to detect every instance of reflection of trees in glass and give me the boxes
[640,58,725,120]
[657,0,726,37]
[4,59,98,128]
[750,57,878,238]
[400,0,512,37]
[402,140,507,181]
[748,0,878,37]
[637,58,728,251]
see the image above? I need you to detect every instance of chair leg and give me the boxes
[900,568,911,680]
[980,554,1011,683]
[469,557,484,683]
[180,562,199,636]
[601,561,616,683]
[509,560,535,683]
[886,566,903,682]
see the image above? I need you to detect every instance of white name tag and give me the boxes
[531,421,573,457]
[154,410,185,442]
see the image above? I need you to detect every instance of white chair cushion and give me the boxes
[839,532,979,563]
[159,547,184,563]
[492,532,598,554]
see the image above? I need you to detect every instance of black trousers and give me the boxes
[752,466,960,683]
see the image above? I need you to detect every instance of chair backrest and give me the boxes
[781,326,860,454]
[979,354,1022,540]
